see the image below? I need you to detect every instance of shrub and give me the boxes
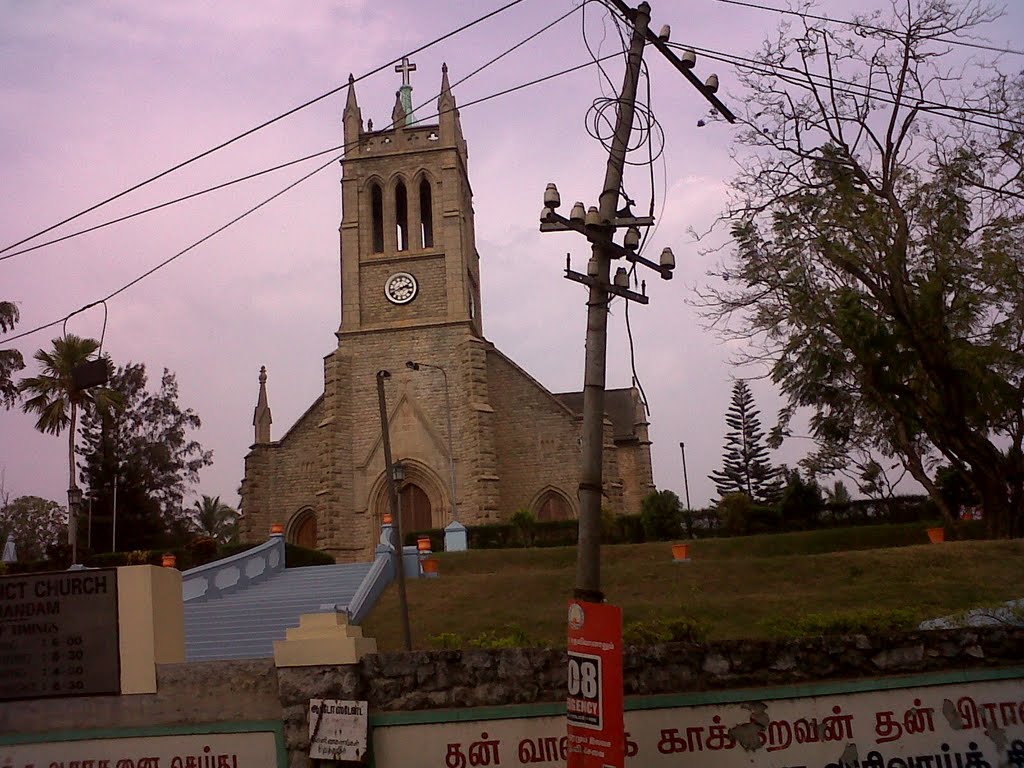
[187,536,219,566]
[467,624,537,649]
[761,608,919,638]
[510,508,537,547]
[718,492,754,535]
[428,632,463,649]
[623,615,707,646]
[284,543,335,568]
[640,490,682,540]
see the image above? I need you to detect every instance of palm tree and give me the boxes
[19,334,120,545]
[192,495,239,544]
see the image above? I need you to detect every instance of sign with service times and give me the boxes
[0,569,119,700]
[566,600,624,768]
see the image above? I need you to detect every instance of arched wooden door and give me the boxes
[537,492,572,522]
[294,514,317,549]
[399,483,432,533]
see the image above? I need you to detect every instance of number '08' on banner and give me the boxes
[566,600,624,768]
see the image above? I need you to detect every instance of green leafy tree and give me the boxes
[640,490,682,540]
[191,495,239,544]
[0,495,67,561]
[778,468,825,531]
[709,380,780,503]
[700,1,1024,536]
[78,363,212,552]
[0,302,24,409]
[19,335,120,547]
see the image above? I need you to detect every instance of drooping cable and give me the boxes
[0,0,530,258]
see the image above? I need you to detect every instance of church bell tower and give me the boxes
[338,61,483,338]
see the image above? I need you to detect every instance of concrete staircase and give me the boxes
[184,562,374,661]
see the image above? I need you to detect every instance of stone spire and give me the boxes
[253,366,272,444]
[343,74,362,146]
[391,90,408,129]
[438,63,466,154]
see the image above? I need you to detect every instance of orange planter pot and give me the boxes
[270,523,284,535]
[421,557,440,577]
[926,527,946,544]
[417,535,432,553]
[161,553,177,568]
[671,543,690,562]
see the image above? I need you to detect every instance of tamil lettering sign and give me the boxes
[308,699,368,762]
[0,569,119,700]
[371,676,1024,768]
[0,729,279,768]
[566,600,624,768]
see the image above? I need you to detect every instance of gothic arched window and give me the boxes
[395,181,409,251]
[419,178,434,248]
[370,183,384,253]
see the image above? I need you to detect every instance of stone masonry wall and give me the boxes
[3,629,1022,768]
[485,350,584,518]
[274,628,1024,767]
[241,398,325,543]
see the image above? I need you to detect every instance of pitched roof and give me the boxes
[553,388,642,442]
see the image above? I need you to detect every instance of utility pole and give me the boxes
[575,2,650,602]
[541,1,734,602]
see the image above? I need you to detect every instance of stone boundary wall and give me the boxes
[3,628,1023,768]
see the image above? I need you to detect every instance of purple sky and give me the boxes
[2,0,1021,514]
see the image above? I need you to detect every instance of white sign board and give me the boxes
[0,730,278,768]
[309,699,368,762]
[372,677,1024,768]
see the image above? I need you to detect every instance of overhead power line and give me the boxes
[714,0,1024,57]
[0,49,624,349]
[0,0,528,259]
[667,41,1024,135]
[0,1,586,265]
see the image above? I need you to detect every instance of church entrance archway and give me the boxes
[534,489,574,522]
[400,483,432,534]
[289,509,317,549]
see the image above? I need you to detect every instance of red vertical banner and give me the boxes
[566,600,624,768]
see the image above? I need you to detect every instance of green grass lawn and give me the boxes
[361,524,1024,651]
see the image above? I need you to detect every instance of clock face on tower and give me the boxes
[384,272,418,304]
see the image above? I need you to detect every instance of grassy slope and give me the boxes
[361,524,1024,651]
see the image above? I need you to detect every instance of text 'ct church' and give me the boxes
[239,63,655,562]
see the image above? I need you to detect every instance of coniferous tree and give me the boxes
[709,380,779,503]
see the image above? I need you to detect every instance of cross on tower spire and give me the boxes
[395,57,417,87]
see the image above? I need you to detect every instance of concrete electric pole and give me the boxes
[541,1,734,602]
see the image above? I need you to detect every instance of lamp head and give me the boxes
[406,361,420,371]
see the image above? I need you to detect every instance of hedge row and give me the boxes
[0,541,334,575]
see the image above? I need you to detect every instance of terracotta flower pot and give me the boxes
[671,543,690,562]
[417,535,432,553]
[421,557,440,577]
[270,523,284,535]
[926,527,946,544]
[161,553,177,568]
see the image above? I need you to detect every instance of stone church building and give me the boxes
[239,64,655,562]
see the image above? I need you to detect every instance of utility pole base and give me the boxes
[573,587,604,603]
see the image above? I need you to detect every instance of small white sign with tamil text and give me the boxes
[308,699,368,762]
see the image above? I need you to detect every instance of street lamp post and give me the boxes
[67,485,83,565]
[376,369,413,651]
[679,442,692,512]
[406,360,458,523]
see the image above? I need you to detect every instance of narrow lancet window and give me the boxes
[371,183,384,253]
[395,182,409,251]
[420,178,434,248]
